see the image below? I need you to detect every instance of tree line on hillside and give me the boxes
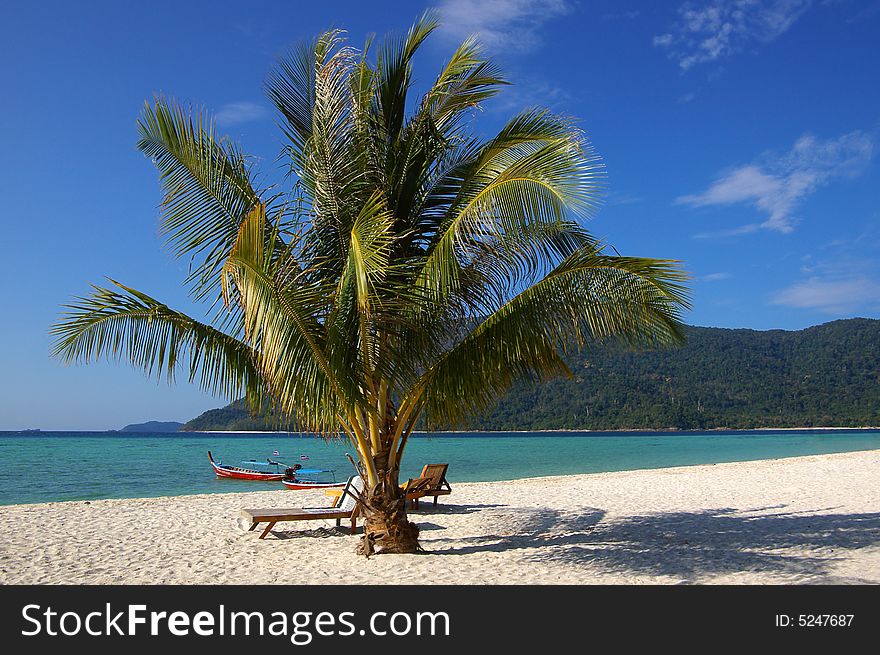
[183,319,880,431]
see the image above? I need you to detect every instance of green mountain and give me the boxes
[121,420,183,433]
[183,318,880,432]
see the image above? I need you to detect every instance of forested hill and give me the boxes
[121,421,182,433]
[183,318,880,431]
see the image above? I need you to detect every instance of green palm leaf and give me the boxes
[415,249,690,430]
[50,280,264,407]
[136,99,263,300]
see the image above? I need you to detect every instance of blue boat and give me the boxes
[281,464,344,489]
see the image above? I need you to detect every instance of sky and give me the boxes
[1,0,878,430]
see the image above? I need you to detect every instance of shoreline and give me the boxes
[1,445,877,509]
[5,431,880,508]
[2,449,879,585]
[188,426,880,435]
[7,426,880,435]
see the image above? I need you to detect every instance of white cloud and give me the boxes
[436,0,572,52]
[774,234,880,314]
[844,0,880,23]
[654,0,813,70]
[603,9,642,21]
[678,130,874,234]
[606,191,642,206]
[700,272,732,281]
[215,102,268,127]
[772,277,880,313]
[490,79,573,113]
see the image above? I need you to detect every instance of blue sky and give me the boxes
[1,0,878,430]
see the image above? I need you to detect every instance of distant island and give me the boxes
[121,421,183,433]
[183,318,880,432]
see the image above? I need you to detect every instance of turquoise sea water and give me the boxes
[0,430,878,506]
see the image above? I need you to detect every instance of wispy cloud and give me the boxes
[700,272,732,282]
[489,79,573,113]
[678,130,874,235]
[603,9,642,21]
[436,0,572,53]
[773,228,880,314]
[215,102,268,127]
[844,0,880,23]
[772,277,880,313]
[605,190,643,206]
[654,0,813,70]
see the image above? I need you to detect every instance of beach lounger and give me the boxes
[400,475,432,505]
[404,464,452,509]
[322,476,431,509]
[241,475,364,539]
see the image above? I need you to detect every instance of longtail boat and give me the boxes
[207,451,287,481]
[281,464,345,490]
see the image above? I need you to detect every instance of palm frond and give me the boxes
[50,280,265,407]
[415,249,691,427]
[222,205,351,431]
[268,29,373,278]
[419,35,507,131]
[387,38,506,228]
[373,11,439,146]
[136,98,261,300]
[414,109,605,303]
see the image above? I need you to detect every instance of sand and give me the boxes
[1,450,878,585]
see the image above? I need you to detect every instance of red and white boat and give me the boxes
[281,478,346,490]
[281,464,345,490]
[207,451,287,481]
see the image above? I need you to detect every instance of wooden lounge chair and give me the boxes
[323,476,432,508]
[401,475,432,500]
[404,464,452,509]
[400,477,431,509]
[241,475,364,539]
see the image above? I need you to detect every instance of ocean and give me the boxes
[1,429,878,506]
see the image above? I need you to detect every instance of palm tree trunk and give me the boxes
[356,455,421,556]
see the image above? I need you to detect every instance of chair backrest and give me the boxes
[337,475,364,513]
[404,476,432,494]
[420,464,449,490]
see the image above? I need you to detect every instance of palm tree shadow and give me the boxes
[429,506,880,583]
[412,503,504,515]
[266,526,360,540]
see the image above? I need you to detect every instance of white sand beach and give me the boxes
[1,450,878,585]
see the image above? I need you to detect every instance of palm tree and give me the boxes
[51,14,690,555]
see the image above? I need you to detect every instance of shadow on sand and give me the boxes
[424,505,880,583]
[249,504,501,540]
[263,526,359,539]
[412,503,504,515]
